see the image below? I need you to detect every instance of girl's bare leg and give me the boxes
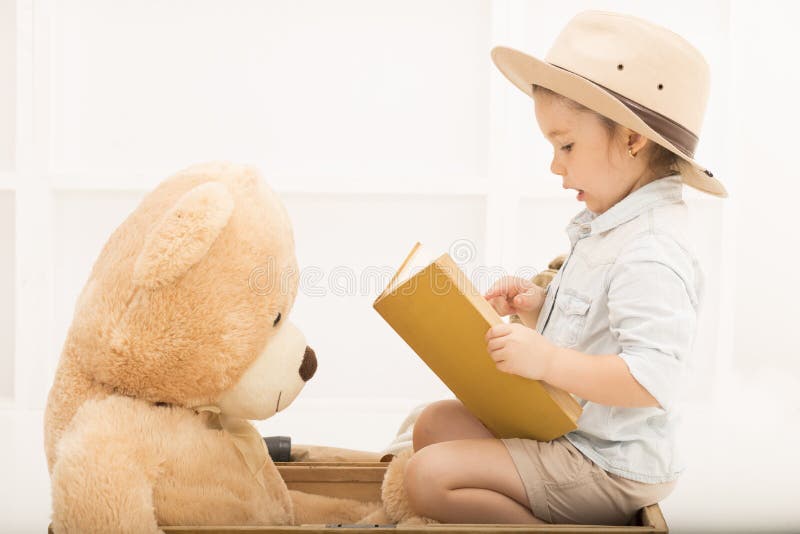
[412,399,493,451]
[407,399,546,524]
[404,438,546,524]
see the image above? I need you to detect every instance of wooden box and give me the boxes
[160,461,670,534]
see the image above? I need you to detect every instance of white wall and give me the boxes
[730,2,800,376]
[0,0,16,402]
[1,1,798,533]
[0,0,13,171]
[0,191,13,400]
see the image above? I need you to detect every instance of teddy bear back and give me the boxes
[63,162,299,407]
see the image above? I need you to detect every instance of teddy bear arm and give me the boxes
[51,452,161,534]
[50,398,163,534]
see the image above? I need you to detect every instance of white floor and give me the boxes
[2,373,799,534]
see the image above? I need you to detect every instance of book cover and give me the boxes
[373,242,581,441]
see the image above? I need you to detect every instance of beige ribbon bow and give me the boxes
[195,405,269,489]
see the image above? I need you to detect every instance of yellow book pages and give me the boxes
[374,247,581,441]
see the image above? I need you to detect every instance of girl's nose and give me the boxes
[550,157,565,176]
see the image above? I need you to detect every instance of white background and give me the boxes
[1,1,799,532]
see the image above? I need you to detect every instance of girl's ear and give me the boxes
[627,132,648,152]
[133,181,235,289]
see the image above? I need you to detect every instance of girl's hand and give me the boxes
[483,276,546,327]
[485,323,557,381]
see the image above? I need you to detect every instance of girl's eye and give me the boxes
[561,143,573,152]
[273,312,282,327]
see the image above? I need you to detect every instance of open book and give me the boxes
[373,242,582,441]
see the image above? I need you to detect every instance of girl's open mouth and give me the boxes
[577,190,585,201]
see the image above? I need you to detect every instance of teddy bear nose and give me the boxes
[299,346,317,382]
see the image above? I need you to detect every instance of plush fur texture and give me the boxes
[44,162,379,532]
[358,448,438,526]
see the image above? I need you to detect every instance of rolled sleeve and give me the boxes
[607,235,700,412]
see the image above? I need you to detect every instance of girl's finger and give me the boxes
[513,293,535,310]
[489,296,512,316]
[513,287,544,310]
[484,276,529,300]
[485,323,512,341]
[495,360,510,374]
[487,338,505,353]
[483,287,502,299]
[484,282,511,300]
[498,300,515,316]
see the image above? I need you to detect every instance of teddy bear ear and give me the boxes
[133,181,235,289]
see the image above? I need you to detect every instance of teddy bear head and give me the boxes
[65,161,315,419]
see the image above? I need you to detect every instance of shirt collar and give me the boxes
[566,174,684,247]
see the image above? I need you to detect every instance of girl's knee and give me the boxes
[412,400,444,451]
[412,400,466,451]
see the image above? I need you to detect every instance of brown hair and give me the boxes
[531,84,690,180]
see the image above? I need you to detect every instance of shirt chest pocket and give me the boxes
[554,292,592,347]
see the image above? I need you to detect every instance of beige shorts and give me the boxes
[501,436,677,525]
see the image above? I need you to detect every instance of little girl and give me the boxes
[402,11,727,526]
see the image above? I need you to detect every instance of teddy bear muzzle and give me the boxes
[215,319,314,420]
[300,346,317,382]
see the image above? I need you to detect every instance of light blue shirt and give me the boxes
[535,174,703,483]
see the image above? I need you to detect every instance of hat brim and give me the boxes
[491,46,728,198]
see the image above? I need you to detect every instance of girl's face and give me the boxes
[533,92,654,215]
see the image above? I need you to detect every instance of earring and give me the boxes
[628,147,637,159]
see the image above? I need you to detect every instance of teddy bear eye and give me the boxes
[273,312,282,327]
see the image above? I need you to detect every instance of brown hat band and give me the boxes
[549,64,699,158]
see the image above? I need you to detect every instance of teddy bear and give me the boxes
[357,253,569,525]
[44,161,380,532]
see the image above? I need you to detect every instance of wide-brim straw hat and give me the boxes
[491,10,727,198]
